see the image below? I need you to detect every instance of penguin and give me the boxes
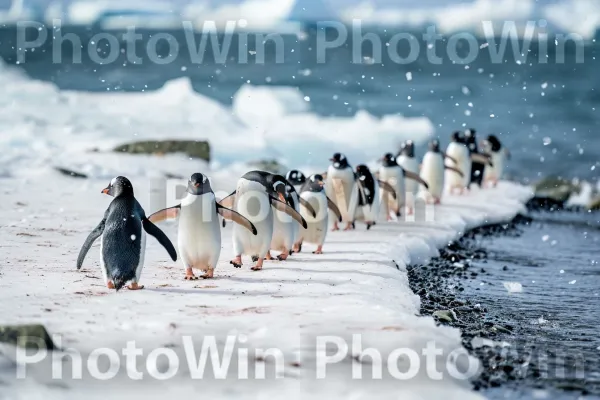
[482,134,506,187]
[445,131,471,195]
[354,165,397,229]
[285,170,307,193]
[271,179,317,259]
[419,140,464,204]
[295,174,343,254]
[148,173,257,280]
[465,128,485,188]
[396,140,419,194]
[378,153,430,220]
[223,171,307,271]
[324,153,360,231]
[76,176,177,291]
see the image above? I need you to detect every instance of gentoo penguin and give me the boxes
[324,153,360,231]
[295,174,342,254]
[286,170,307,193]
[148,173,257,280]
[396,140,419,194]
[419,140,464,204]
[354,165,396,229]
[76,176,177,291]
[465,128,485,188]
[482,135,506,187]
[271,179,317,258]
[223,171,307,271]
[378,153,430,219]
[445,131,471,194]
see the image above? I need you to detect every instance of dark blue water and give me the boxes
[467,211,600,399]
[0,25,598,183]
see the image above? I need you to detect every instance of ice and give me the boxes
[0,63,434,178]
[0,177,533,398]
[503,281,524,293]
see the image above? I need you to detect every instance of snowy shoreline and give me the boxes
[0,176,533,399]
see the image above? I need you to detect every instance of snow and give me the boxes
[0,63,434,179]
[0,176,533,398]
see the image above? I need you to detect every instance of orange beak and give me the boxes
[101,187,110,195]
[194,182,200,188]
[278,193,286,203]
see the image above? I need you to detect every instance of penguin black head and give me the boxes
[399,140,415,158]
[355,164,372,177]
[269,174,288,197]
[286,170,306,186]
[465,128,477,143]
[330,153,349,169]
[380,153,397,167]
[102,176,133,197]
[187,173,212,195]
[451,131,464,143]
[305,174,325,192]
[486,134,502,152]
[429,140,441,152]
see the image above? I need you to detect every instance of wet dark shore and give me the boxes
[407,211,600,399]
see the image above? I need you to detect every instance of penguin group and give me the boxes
[76,130,508,291]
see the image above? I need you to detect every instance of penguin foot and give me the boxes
[434,198,441,205]
[127,282,144,290]
[293,243,302,253]
[251,258,264,271]
[107,280,115,290]
[264,252,275,261]
[277,253,288,261]
[343,222,354,231]
[201,269,214,279]
[288,249,293,256]
[313,246,323,255]
[230,257,242,268]
[366,222,376,230]
[251,255,259,262]
[331,222,340,231]
[185,268,199,280]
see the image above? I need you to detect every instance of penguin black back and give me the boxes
[398,140,415,158]
[487,135,502,152]
[301,174,325,193]
[355,165,376,206]
[465,129,485,187]
[381,153,399,168]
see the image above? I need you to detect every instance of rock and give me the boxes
[589,196,600,211]
[248,159,286,174]
[113,140,210,161]
[0,325,56,350]
[533,176,580,203]
[54,167,88,179]
[433,310,457,323]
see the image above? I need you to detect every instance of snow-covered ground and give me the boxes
[0,176,533,399]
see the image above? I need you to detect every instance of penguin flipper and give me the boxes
[471,153,494,167]
[404,170,429,189]
[142,218,177,261]
[298,197,317,218]
[443,152,459,164]
[148,205,180,223]
[76,218,106,270]
[444,165,465,178]
[270,196,308,229]
[216,203,257,235]
[326,196,343,222]
[218,190,237,208]
[377,180,397,200]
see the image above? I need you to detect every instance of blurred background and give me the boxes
[0,0,597,188]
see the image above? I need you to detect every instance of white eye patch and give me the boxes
[273,181,284,191]
[110,177,117,186]
[340,155,346,161]
[202,175,207,183]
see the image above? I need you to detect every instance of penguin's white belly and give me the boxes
[445,143,471,189]
[325,167,357,223]
[379,167,405,213]
[420,153,444,198]
[178,196,221,271]
[299,192,328,245]
[397,156,419,194]
[484,151,505,181]
[233,179,273,257]
[271,209,295,252]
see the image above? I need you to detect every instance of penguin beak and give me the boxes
[101,187,110,195]
[194,182,200,188]
[329,158,335,162]
[278,193,286,203]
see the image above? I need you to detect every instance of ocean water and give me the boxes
[0,25,598,183]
